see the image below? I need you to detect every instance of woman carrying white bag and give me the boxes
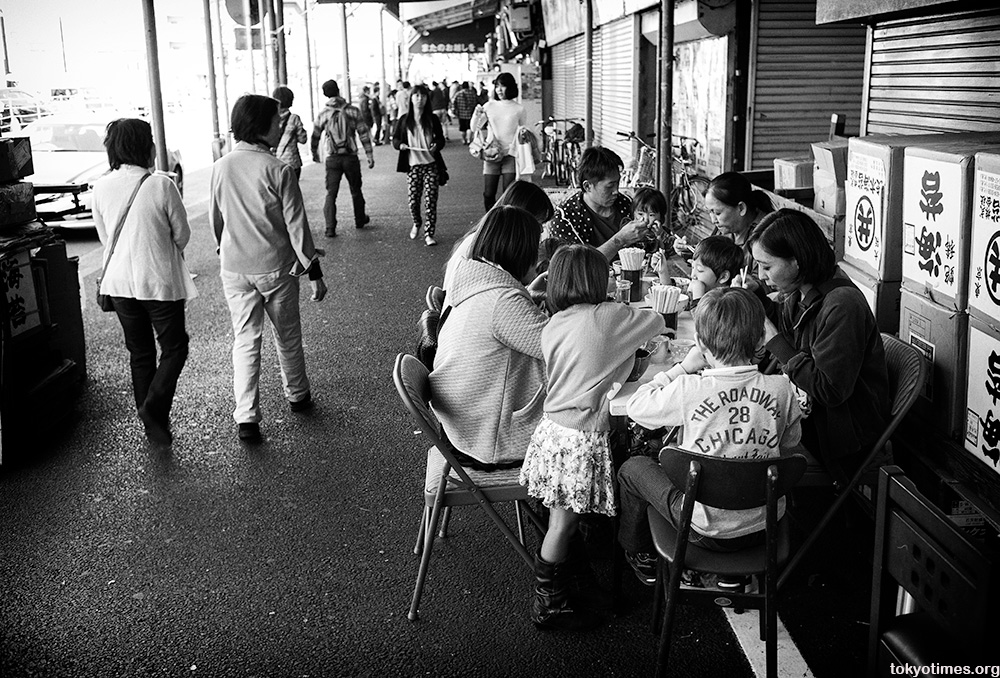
[472,72,526,210]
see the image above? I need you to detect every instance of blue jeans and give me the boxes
[324,153,366,233]
[112,297,189,428]
[221,268,310,424]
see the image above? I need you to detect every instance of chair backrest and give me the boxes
[416,308,441,370]
[881,332,928,419]
[658,446,806,510]
[394,353,449,453]
[426,285,445,313]
[870,467,993,662]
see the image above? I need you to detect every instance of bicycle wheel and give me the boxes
[673,175,711,238]
[566,143,582,188]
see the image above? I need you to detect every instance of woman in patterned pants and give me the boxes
[392,84,446,246]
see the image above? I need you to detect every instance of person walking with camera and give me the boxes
[310,79,374,238]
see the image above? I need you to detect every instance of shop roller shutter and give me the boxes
[747,0,866,169]
[552,35,586,122]
[594,16,635,162]
[866,7,1000,134]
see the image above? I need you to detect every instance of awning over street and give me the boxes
[408,16,495,54]
[401,0,499,35]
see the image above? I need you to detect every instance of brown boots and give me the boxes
[531,552,602,631]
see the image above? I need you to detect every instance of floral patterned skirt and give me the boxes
[519,415,616,516]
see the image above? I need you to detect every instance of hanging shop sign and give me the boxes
[409,17,494,54]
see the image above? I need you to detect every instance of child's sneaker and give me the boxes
[625,551,657,586]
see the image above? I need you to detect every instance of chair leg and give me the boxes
[414,507,428,556]
[650,557,665,635]
[765,577,777,678]
[438,507,452,538]
[514,501,526,546]
[655,561,684,678]
[409,482,449,621]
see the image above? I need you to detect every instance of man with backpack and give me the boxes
[310,79,375,237]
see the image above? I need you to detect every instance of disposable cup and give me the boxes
[615,280,632,304]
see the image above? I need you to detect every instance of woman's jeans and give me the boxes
[221,268,310,424]
[112,297,188,427]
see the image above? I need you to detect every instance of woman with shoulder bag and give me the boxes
[393,84,446,247]
[92,118,197,446]
[480,72,527,211]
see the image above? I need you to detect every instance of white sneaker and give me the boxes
[424,234,438,247]
[409,225,419,240]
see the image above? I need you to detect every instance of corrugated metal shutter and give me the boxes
[747,0,867,169]
[552,35,586,121]
[594,16,635,161]
[866,7,1000,134]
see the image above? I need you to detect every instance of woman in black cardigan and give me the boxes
[392,84,446,247]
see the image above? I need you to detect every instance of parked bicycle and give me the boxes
[537,117,584,188]
[617,130,711,237]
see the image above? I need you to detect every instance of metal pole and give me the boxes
[258,0,270,92]
[303,1,316,122]
[202,0,223,160]
[59,18,68,74]
[243,0,256,91]
[658,0,674,202]
[378,7,387,103]
[657,0,675,284]
[584,0,593,148]
[274,0,287,84]
[0,12,10,80]
[213,0,231,148]
[338,2,350,102]
[141,0,169,172]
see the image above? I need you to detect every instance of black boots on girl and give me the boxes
[531,552,602,631]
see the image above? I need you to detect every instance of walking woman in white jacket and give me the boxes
[92,118,197,446]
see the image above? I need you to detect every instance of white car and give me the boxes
[24,114,184,230]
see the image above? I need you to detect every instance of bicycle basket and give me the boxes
[565,123,585,144]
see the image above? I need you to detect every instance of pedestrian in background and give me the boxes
[211,94,327,443]
[92,117,197,446]
[476,81,489,106]
[430,81,449,140]
[396,79,411,118]
[358,85,374,133]
[310,79,375,237]
[452,81,477,145]
[393,84,446,247]
[271,85,307,179]
[478,72,526,210]
[371,83,385,145]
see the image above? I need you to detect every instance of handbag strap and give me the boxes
[101,172,150,277]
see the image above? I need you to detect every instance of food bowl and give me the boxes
[626,348,651,382]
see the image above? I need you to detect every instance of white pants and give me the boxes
[221,267,310,424]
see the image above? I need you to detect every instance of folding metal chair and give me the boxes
[425,285,445,313]
[777,332,928,589]
[647,446,807,678]
[392,353,544,621]
[868,466,994,674]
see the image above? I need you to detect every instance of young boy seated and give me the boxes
[616,287,803,585]
[630,186,669,254]
[687,235,745,306]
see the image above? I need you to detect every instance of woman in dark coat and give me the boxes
[392,84,446,247]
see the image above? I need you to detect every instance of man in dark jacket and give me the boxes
[310,79,375,237]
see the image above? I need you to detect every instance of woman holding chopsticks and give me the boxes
[393,84,446,247]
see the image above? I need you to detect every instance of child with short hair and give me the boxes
[687,235,745,305]
[617,287,803,584]
[520,243,663,630]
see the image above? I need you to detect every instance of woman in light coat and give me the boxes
[92,118,197,446]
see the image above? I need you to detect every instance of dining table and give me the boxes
[608,298,696,421]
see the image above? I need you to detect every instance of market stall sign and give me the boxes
[409,17,493,54]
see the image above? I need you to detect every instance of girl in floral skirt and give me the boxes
[520,243,663,630]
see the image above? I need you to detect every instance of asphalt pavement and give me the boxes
[0,138,866,677]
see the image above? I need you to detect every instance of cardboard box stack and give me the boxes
[812,138,848,218]
[963,151,1000,477]
[773,156,813,190]
[898,139,1000,442]
[0,136,35,227]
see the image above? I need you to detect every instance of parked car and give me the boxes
[0,88,53,134]
[23,114,184,230]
